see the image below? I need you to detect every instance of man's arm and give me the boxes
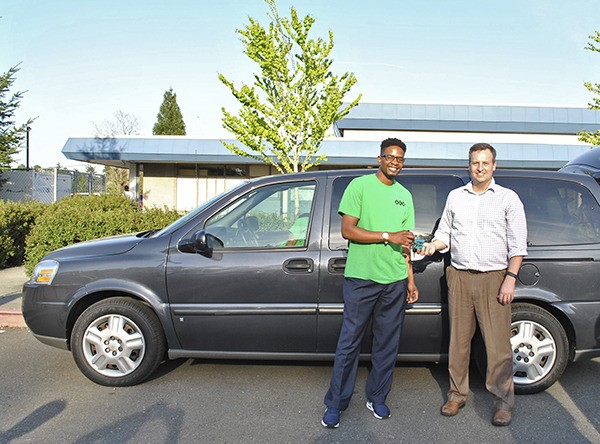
[498,255,523,305]
[341,214,415,246]
[403,248,419,303]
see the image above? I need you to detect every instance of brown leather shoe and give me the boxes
[440,400,465,416]
[492,408,512,426]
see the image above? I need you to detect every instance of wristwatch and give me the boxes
[382,232,389,244]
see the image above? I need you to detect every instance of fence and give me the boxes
[0,168,106,204]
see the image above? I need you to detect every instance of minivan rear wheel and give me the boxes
[473,303,569,394]
[71,297,166,386]
[510,303,568,394]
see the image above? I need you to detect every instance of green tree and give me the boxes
[219,0,361,174]
[104,166,129,195]
[152,88,186,135]
[0,65,33,171]
[16,163,41,171]
[579,31,600,146]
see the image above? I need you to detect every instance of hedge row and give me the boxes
[0,200,48,269]
[0,195,183,275]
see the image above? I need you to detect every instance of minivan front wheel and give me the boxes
[71,298,166,386]
[510,303,569,394]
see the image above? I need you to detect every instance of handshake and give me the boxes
[384,231,434,255]
[410,234,429,252]
[411,237,426,252]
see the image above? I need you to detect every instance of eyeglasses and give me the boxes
[381,154,405,164]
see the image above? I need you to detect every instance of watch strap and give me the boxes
[505,271,518,280]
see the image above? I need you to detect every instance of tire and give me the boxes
[473,303,569,395]
[70,297,166,386]
[510,303,568,394]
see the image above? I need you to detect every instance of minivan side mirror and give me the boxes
[178,230,224,257]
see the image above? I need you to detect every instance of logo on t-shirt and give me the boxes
[395,200,405,206]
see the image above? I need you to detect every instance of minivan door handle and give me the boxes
[328,257,346,273]
[283,258,313,273]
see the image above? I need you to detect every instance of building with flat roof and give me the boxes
[334,103,600,135]
[62,103,600,211]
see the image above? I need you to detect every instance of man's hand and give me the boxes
[390,230,415,246]
[498,278,516,305]
[407,281,419,303]
[419,240,447,256]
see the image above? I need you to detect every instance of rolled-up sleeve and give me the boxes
[432,192,454,254]
[506,191,528,258]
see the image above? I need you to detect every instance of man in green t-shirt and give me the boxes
[321,138,419,428]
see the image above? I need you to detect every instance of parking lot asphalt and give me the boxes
[0,266,28,328]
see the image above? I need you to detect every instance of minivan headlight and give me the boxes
[30,260,59,285]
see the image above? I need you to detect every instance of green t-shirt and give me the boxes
[339,174,415,284]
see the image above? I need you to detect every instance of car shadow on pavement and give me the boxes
[72,403,184,444]
[147,358,190,383]
[0,400,66,443]
[0,294,21,306]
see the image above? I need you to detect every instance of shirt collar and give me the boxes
[463,178,497,195]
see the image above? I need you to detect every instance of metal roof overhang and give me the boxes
[62,137,592,170]
[334,103,600,136]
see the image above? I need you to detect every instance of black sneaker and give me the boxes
[366,401,391,419]
[321,407,341,428]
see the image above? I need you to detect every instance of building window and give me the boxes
[176,165,248,178]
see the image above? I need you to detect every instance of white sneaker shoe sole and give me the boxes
[366,401,391,419]
[321,408,340,428]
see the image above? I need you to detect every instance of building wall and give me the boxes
[143,163,278,211]
[143,164,177,209]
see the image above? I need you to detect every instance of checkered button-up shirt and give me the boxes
[433,179,528,271]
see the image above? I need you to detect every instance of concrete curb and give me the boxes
[0,310,27,329]
[0,266,29,329]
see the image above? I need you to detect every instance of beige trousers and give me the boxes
[446,266,514,410]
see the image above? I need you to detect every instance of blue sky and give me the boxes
[2,0,600,169]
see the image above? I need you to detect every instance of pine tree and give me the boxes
[0,65,33,170]
[152,88,186,135]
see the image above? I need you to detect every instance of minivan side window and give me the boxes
[329,175,463,250]
[498,178,600,246]
[204,181,317,248]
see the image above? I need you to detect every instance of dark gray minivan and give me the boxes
[22,168,600,393]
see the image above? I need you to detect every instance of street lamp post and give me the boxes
[26,126,31,170]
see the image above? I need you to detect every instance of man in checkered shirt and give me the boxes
[421,143,527,427]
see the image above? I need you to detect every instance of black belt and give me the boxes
[459,268,505,274]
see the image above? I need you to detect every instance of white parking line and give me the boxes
[548,382,600,442]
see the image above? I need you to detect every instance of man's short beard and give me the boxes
[382,170,397,181]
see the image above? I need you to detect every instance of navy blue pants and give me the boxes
[324,277,408,410]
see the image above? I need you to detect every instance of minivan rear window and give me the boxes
[498,177,600,246]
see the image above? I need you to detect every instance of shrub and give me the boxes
[0,200,47,268]
[24,195,182,274]
[135,206,182,232]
